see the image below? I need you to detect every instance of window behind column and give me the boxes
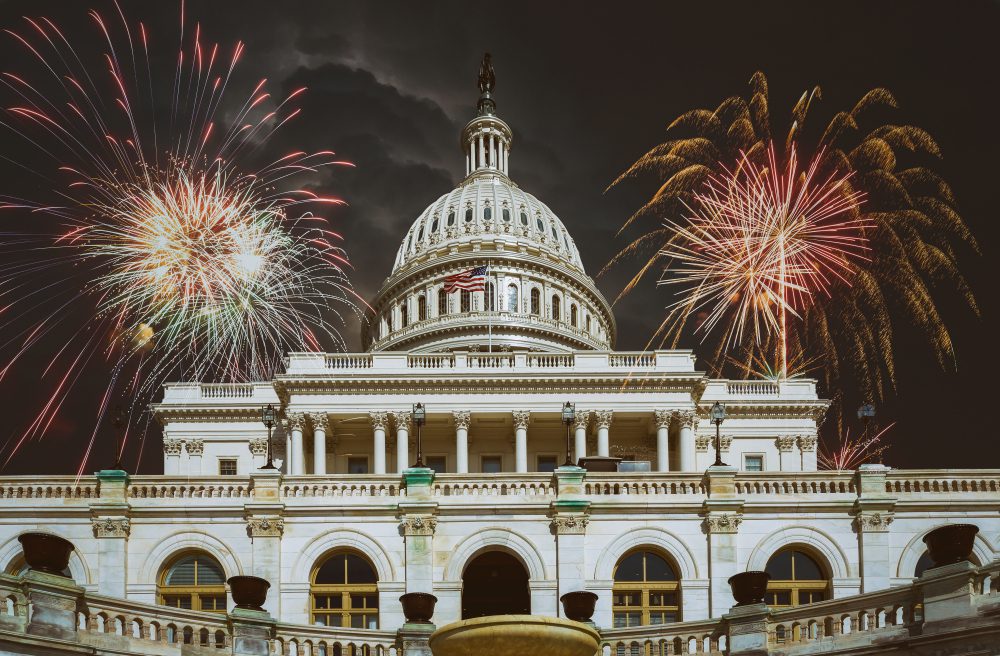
[460,289,471,313]
[418,295,427,321]
[530,288,540,315]
[311,551,379,628]
[158,553,227,612]
[764,548,829,608]
[612,549,680,627]
[438,289,448,316]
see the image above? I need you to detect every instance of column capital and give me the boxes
[249,438,269,456]
[720,436,733,453]
[393,410,413,429]
[797,435,817,453]
[399,514,438,536]
[310,413,329,432]
[776,435,797,452]
[572,409,591,431]
[703,512,742,534]
[184,439,204,455]
[287,412,306,430]
[92,517,130,538]
[512,410,530,430]
[673,409,697,428]
[695,435,711,452]
[246,516,285,538]
[653,409,672,429]
[453,410,471,430]
[550,513,590,535]
[854,510,893,533]
[369,410,390,430]
[162,438,183,455]
[595,409,614,429]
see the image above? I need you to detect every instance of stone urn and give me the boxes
[17,532,74,577]
[923,524,979,568]
[728,571,771,606]
[430,615,600,656]
[400,592,437,623]
[560,591,598,622]
[227,576,270,611]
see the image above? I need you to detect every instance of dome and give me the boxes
[362,54,615,354]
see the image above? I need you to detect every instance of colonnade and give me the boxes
[280,409,699,476]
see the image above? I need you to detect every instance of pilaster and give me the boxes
[399,503,438,595]
[703,465,742,617]
[185,439,204,474]
[853,464,896,593]
[91,469,130,598]
[245,470,284,617]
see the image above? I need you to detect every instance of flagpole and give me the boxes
[487,260,493,353]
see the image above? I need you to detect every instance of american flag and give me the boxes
[443,265,488,292]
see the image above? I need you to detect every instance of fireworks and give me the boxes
[0,3,357,471]
[660,145,868,377]
[609,72,978,404]
[818,423,893,471]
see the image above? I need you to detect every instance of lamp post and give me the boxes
[111,405,126,470]
[710,402,727,467]
[260,404,277,470]
[857,402,877,462]
[562,402,576,466]
[412,403,426,468]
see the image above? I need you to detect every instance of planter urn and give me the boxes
[17,532,74,577]
[227,576,270,611]
[923,524,979,568]
[560,591,598,622]
[728,571,771,606]
[400,592,438,623]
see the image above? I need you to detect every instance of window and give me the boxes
[744,455,764,472]
[586,315,592,333]
[502,208,511,222]
[158,553,227,613]
[765,548,829,608]
[426,455,447,473]
[507,284,518,312]
[520,210,528,226]
[347,457,369,474]
[485,282,496,311]
[551,226,558,241]
[417,226,424,241]
[460,289,471,313]
[218,459,237,476]
[530,288,540,315]
[447,210,456,226]
[406,234,412,250]
[563,233,570,249]
[481,455,502,473]
[536,216,544,232]
[613,550,680,627]
[400,303,408,328]
[311,552,379,628]
[536,455,558,472]
[465,207,473,223]
[418,295,427,321]
[438,289,448,316]
[570,304,578,327]
[551,295,561,321]
[431,217,439,232]
[484,206,492,221]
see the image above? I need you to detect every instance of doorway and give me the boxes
[461,550,530,618]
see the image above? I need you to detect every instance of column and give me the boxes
[677,411,696,471]
[370,411,388,474]
[855,464,895,593]
[249,438,268,469]
[185,439,204,474]
[477,133,485,168]
[513,410,530,472]
[777,436,798,471]
[247,471,283,617]
[288,413,306,475]
[468,141,475,175]
[92,469,130,599]
[654,410,671,472]
[163,439,182,475]
[454,410,470,473]
[311,413,328,475]
[572,410,590,464]
[393,410,411,473]
[595,410,613,457]
[798,435,818,471]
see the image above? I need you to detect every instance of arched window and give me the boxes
[536,216,544,232]
[485,282,496,312]
[612,550,680,627]
[484,206,492,221]
[530,288,540,315]
[502,208,511,222]
[551,295,561,321]
[447,210,456,226]
[431,217,439,232]
[158,553,226,612]
[460,289,471,313]
[311,551,379,628]
[417,225,424,241]
[551,226,558,241]
[438,289,448,316]
[465,207,473,223]
[520,210,528,226]
[507,284,518,312]
[570,304,578,327]
[586,315,592,333]
[418,295,427,321]
[765,548,829,608]
[400,302,408,328]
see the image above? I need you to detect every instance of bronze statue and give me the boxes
[478,53,495,95]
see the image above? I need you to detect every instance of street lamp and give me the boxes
[412,403,426,468]
[710,402,727,467]
[111,405,127,471]
[562,402,576,466]
[857,403,875,431]
[260,404,277,470]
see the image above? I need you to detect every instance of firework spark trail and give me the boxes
[0,2,360,473]
[659,145,869,377]
[818,423,894,471]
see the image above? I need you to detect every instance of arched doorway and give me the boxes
[461,551,530,618]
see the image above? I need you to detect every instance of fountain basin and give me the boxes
[429,615,599,656]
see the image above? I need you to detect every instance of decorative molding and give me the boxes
[703,513,742,534]
[720,436,733,452]
[856,511,893,533]
[310,413,329,432]
[184,439,204,455]
[92,517,130,538]
[369,411,390,431]
[287,412,306,431]
[595,409,614,429]
[162,439,183,456]
[392,410,412,431]
[248,438,269,456]
[776,435,797,452]
[453,410,471,430]
[512,410,530,430]
[246,517,284,538]
[730,620,768,635]
[798,435,818,453]
[695,435,711,452]
[399,515,438,536]
[572,409,591,431]
[550,514,589,535]
[653,409,672,430]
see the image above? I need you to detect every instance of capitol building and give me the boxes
[0,58,998,656]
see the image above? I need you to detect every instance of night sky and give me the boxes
[0,1,996,473]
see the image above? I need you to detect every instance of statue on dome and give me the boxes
[478,52,495,94]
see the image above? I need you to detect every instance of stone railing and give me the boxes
[200,383,255,399]
[583,472,706,496]
[157,381,280,406]
[128,476,253,499]
[282,475,403,498]
[325,353,374,369]
[701,377,820,403]
[0,476,99,500]
[734,471,856,496]
[273,623,398,656]
[884,469,1000,495]
[431,473,556,497]
[600,617,726,655]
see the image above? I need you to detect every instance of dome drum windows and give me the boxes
[613,550,680,627]
[530,288,541,315]
[158,553,227,613]
[418,295,427,321]
[464,206,474,223]
[551,295,561,321]
[483,204,492,222]
[519,209,529,226]
[447,209,456,226]
[535,215,545,232]
[460,289,472,313]
[502,206,511,222]
[431,216,439,232]
[311,551,379,629]
[506,284,519,313]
